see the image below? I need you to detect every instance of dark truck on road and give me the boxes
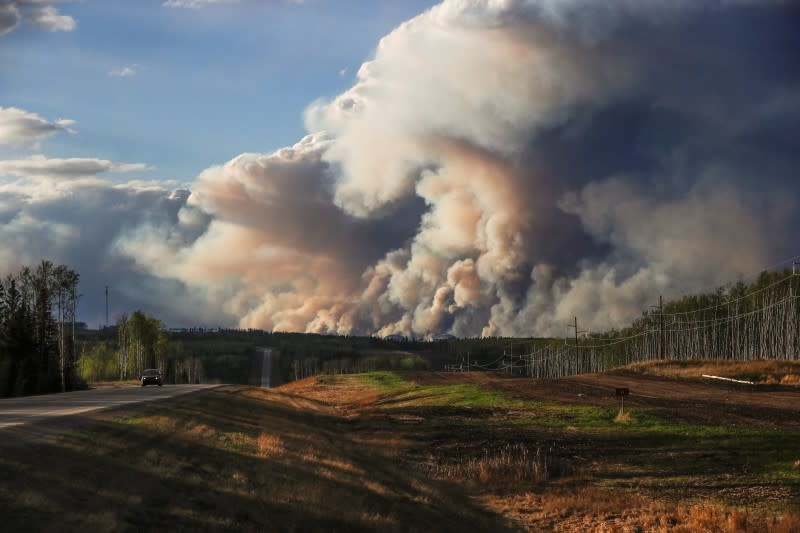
[141,369,163,387]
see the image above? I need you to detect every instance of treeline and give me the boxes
[77,311,206,385]
[522,269,800,378]
[0,261,81,397]
[287,352,430,381]
[597,269,800,357]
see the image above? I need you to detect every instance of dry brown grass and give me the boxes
[490,487,800,532]
[256,432,284,458]
[186,421,214,439]
[5,371,799,532]
[0,384,513,532]
[630,359,800,386]
[613,410,632,424]
[424,443,565,486]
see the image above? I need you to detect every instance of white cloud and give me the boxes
[0,155,150,180]
[162,0,239,8]
[25,5,75,32]
[109,65,138,78]
[0,106,76,147]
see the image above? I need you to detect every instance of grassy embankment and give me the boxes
[2,363,799,531]
[0,383,508,532]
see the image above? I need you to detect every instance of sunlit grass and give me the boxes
[356,371,524,408]
[352,371,800,487]
[355,371,409,391]
[628,359,800,385]
[0,384,507,532]
[4,372,799,531]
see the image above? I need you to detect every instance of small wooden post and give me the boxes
[616,387,629,414]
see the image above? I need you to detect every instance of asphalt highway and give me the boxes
[0,383,217,431]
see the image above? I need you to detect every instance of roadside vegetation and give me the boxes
[4,364,798,531]
[76,320,254,386]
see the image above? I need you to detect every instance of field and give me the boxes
[1,361,799,531]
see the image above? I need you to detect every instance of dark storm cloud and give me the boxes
[0,178,218,327]
[0,1,75,35]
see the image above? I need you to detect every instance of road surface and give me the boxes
[0,383,217,431]
[261,348,272,387]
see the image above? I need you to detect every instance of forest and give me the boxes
[5,259,800,395]
[260,269,800,382]
[518,269,800,378]
[0,261,224,397]
[0,261,80,397]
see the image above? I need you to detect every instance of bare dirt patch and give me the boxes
[400,366,800,431]
[284,368,800,531]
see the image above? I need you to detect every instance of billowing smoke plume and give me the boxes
[97,1,800,334]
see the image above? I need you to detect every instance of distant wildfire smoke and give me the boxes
[117,0,800,336]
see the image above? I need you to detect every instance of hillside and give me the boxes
[2,363,799,531]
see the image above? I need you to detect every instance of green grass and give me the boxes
[356,371,410,391]
[394,384,524,408]
[355,371,800,486]
[357,372,525,408]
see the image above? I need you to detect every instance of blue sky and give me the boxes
[1,0,439,183]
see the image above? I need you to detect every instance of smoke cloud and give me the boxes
[6,0,799,335]
[119,0,800,336]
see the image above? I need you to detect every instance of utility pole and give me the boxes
[650,296,665,360]
[789,263,799,359]
[574,317,579,372]
[105,285,109,329]
[660,295,665,360]
[568,317,585,374]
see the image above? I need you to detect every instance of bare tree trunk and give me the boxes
[58,289,65,393]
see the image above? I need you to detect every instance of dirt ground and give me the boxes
[404,369,800,430]
[284,366,800,531]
